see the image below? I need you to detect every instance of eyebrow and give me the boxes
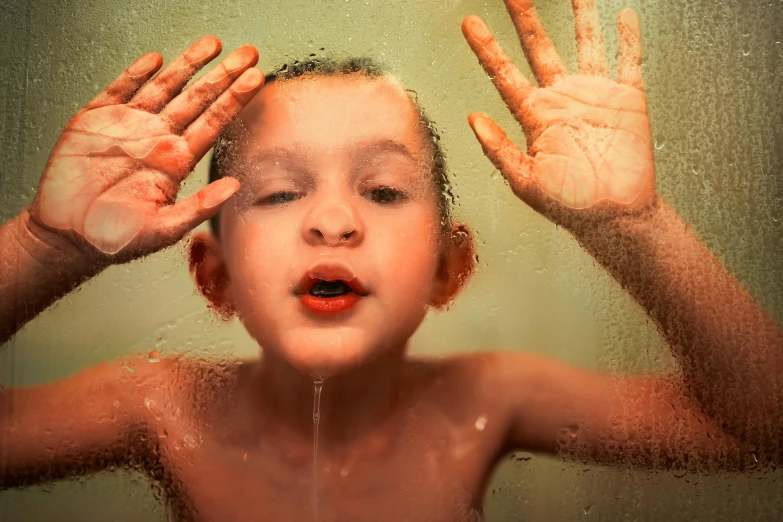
[351,138,418,163]
[250,138,419,168]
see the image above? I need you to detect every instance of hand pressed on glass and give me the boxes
[31,37,263,258]
[463,0,655,222]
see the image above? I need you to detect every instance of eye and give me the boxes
[365,186,408,205]
[259,191,301,205]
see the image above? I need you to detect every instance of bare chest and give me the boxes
[157,408,504,522]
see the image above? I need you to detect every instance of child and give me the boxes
[1,0,781,520]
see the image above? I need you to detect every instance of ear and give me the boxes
[188,231,236,320]
[430,223,477,309]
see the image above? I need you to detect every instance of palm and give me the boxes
[464,1,656,220]
[29,38,262,259]
[38,106,193,255]
[525,76,654,209]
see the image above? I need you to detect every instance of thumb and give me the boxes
[468,112,542,210]
[156,177,240,244]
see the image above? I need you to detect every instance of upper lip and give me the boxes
[294,261,369,296]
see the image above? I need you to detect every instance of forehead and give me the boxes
[234,74,426,160]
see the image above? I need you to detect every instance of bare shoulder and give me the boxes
[404,350,557,387]
[133,353,248,425]
[12,352,179,413]
[401,350,535,414]
[398,351,546,463]
[403,350,580,419]
[75,352,189,406]
[47,352,242,427]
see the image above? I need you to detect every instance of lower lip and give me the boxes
[299,293,362,314]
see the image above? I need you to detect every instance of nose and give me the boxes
[304,199,363,247]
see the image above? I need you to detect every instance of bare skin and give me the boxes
[1,1,782,521]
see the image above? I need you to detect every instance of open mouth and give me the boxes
[309,280,354,298]
[295,263,368,314]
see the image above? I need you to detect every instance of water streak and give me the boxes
[312,376,325,522]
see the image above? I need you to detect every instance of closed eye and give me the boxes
[364,186,408,205]
[258,191,301,205]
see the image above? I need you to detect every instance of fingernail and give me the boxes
[206,47,255,83]
[202,180,238,209]
[233,68,264,93]
[470,114,497,146]
[223,47,255,72]
[619,9,639,31]
[128,53,159,77]
[462,16,483,36]
[188,37,220,63]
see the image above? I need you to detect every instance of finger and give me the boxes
[572,0,609,76]
[461,16,535,124]
[503,0,568,86]
[82,53,163,111]
[128,36,222,113]
[617,9,644,91]
[183,68,264,161]
[467,112,543,210]
[156,177,240,245]
[160,45,259,132]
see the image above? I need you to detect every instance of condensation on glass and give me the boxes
[1,0,781,521]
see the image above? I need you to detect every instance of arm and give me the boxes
[492,351,747,470]
[463,0,782,466]
[576,197,783,450]
[0,37,262,345]
[0,211,102,345]
[0,359,160,489]
[1,37,264,486]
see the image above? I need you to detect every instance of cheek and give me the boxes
[368,208,443,306]
[221,213,298,313]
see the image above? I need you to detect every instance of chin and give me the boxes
[272,326,386,378]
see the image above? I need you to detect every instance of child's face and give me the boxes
[217,75,447,376]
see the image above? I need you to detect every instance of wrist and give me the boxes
[566,192,663,243]
[18,208,107,280]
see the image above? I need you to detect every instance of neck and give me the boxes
[256,346,408,448]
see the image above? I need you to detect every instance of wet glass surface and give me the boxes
[1,0,782,520]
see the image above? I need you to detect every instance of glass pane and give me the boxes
[1,0,781,520]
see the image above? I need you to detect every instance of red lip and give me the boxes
[294,261,368,315]
[299,293,361,314]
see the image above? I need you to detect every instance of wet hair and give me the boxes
[207,56,452,237]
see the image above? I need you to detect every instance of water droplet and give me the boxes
[654,135,666,150]
[513,451,534,462]
[183,434,198,449]
[474,416,487,431]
